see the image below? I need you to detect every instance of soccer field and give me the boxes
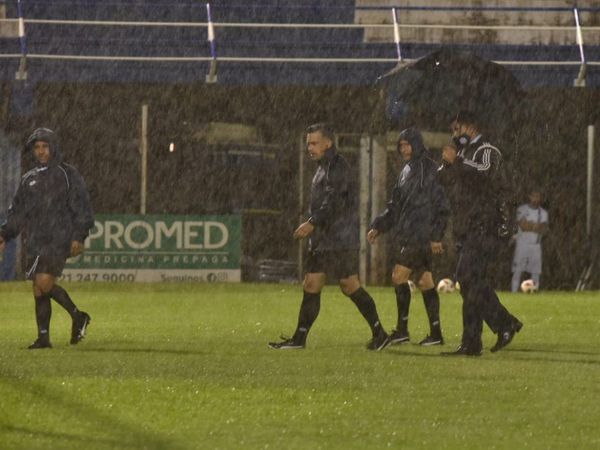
[1,282,599,449]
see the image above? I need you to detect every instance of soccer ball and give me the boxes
[436,278,455,294]
[408,280,417,293]
[520,279,538,293]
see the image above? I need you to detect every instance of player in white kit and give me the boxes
[511,189,548,292]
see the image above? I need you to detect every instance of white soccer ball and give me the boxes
[436,278,455,293]
[520,279,538,293]
[408,280,416,293]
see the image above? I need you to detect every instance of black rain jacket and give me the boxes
[371,127,450,247]
[307,147,359,252]
[437,135,510,240]
[0,128,94,259]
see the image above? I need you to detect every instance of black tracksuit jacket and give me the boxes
[0,128,94,259]
[437,135,510,240]
[307,147,359,252]
[371,128,450,247]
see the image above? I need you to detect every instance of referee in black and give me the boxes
[368,127,450,346]
[269,123,390,351]
[0,128,94,349]
[438,111,522,356]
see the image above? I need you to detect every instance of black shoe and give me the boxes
[441,345,482,357]
[389,329,410,345]
[419,335,444,346]
[70,311,91,345]
[366,331,390,351]
[490,320,523,353]
[28,337,52,349]
[268,335,305,350]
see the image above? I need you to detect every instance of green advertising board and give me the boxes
[63,214,241,282]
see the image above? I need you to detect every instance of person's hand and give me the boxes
[519,219,536,232]
[70,241,84,257]
[293,221,314,240]
[367,229,380,245]
[430,241,444,254]
[518,220,529,231]
[0,236,5,252]
[442,144,457,164]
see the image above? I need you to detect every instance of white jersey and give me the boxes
[515,204,548,246]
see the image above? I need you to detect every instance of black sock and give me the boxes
[422,288,442,337]
[49,285,78,319]
[34,294,52,340]
[293,291,321,343]
[395,283,411,332]
[349,287,383,336]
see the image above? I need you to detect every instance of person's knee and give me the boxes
[418,273,435,291]
[303,279,320,293]
[339,276,360,296]
[32,285,43,297]
[391,269,410,286]
[391,274,404,286]
[339,283,354,296]
[34,274,55,295]
[303,275,324,293]
[418,280,434,291]
[36,283,54,295]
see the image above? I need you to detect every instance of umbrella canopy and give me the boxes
[373,47,524,137]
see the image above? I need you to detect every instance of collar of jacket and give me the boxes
[470,134,483,145]
[459,134,485,157]
[318,146,337,166]
[407,152,425,170]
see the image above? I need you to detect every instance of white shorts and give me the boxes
[512,244,542,274]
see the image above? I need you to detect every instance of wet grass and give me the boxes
[1,282,599,449]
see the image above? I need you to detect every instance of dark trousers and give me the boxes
[455,232,517,349]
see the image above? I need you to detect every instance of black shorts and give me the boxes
[304,250,359,280]
[391,244,432,279]
[25,253,67,279]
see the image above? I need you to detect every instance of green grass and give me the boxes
[1,282,600,449]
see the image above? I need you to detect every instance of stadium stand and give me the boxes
[0,0,598,86]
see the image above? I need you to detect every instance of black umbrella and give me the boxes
[372,47,524,137]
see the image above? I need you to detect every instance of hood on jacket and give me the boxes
[25,127,62,165]
[398,127,428,163]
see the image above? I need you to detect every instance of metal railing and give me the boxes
[1,3,598,82]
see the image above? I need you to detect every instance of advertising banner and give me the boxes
[63,214,241,282]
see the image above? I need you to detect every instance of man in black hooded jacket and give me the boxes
[0,128,94,349]
[268,123,390,351]
[368,127,450,346]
